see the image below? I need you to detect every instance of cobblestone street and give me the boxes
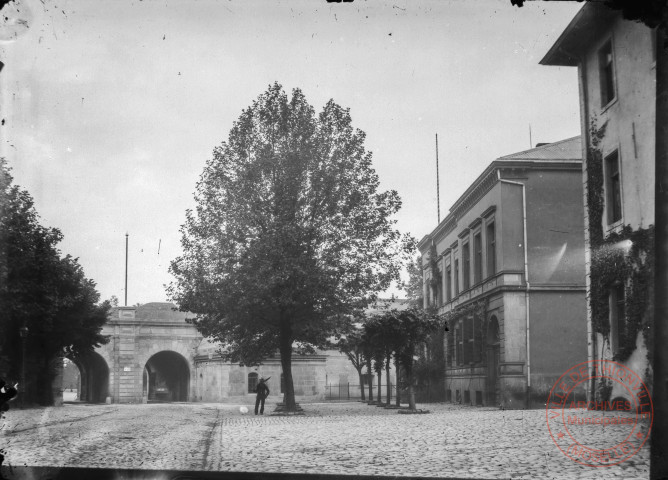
[0,402,650,479]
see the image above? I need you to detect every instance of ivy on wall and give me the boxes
[586,118,655,368]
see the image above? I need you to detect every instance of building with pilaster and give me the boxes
[418,137,588,409]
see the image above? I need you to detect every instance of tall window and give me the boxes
[463,317,474,364]
[248,372,259,393]
[599,40,616,107]
[610,284,625,356]
[455,321,463,366]
[474,233,482,285]
[486,222,496,277]
[473,314,483,363]
[605,150,622,224]
[454,259,460,296]
[447,330,455,367]
[462,243,471,290]
[446,265,452,302]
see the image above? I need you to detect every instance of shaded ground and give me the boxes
[0,402,650,479]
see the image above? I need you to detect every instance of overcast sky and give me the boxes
[1,0,582,305]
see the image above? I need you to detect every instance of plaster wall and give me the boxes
[581,18,655,231]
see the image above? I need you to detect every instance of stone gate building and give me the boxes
[66,302,391,405]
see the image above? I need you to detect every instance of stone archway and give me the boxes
[67,352,110,403]
[144,351,190,402]
[486,316,500,406]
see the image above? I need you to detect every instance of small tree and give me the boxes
[336,329,366,401]
[378,307,441,410]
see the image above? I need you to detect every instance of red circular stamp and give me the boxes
[545,360,653,467]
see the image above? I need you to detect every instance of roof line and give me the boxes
[497,135,581,159]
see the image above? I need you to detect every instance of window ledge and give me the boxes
[600,96,618,115]
[605,220,625,236]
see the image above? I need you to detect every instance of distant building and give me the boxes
[56,301,398,405]
[418,137,588,409]
[541,3,655,403]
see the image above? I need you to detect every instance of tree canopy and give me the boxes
[0,159,110,405]
[168,83,412,409]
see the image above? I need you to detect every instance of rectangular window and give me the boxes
[599,40,616,107]
[455,322,463,366]
[473,314,483,364]
[462,243,470,290]
[447,330,454,367]
[610,284,625,355]
[446,265,452,302]
[486,222,496,277]
[605,150,622,224]
[474,232,482,285]
[454,259,460,296]
[463,316,473,364]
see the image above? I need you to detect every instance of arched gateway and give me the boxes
[58,301,396,405]
[95,303,200,404]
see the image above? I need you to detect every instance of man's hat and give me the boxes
[259,377,271,382]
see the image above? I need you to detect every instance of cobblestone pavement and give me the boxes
[0,402,650,479]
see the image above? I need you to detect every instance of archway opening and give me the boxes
[65,352,109,403]
[144,351,190,402]
[62,358,81,402]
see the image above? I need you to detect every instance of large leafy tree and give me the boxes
[0,160,110,405]
[168,83,410,411]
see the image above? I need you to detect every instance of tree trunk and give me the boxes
[357,368,365,401]
[394,357,401,407]
[366,359,373,402]
[376,368,382,405]
[278,318,297,411]
[385,353,391,404]
[407,360,416,410]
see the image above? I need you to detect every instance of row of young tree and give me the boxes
[0,159,110,405]
[337,305,443,411]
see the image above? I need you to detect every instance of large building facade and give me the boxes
[62,302,382,405]
[541,4,656,403]
[418,138,588,409]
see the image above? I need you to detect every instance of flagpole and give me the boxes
[125,233,128,306]
[436,133,440,223]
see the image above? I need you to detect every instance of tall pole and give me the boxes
[529,124,532,149]
[125,233,128,307]
[436,133,440,223]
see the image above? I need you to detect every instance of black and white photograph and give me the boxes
[0,0,665,479]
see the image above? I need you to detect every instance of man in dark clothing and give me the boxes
[255,377,270,415]
[0,379,18,414]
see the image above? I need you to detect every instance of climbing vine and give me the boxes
[586,117,654,366]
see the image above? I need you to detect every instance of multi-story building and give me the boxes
[418,137,588,409]
[541,3,655,403]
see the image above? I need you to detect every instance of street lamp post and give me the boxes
[19,325,28,408]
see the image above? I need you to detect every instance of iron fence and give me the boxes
[324,383,445,403]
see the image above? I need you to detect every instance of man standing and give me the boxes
[255,377,270,415]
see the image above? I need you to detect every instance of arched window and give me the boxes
[248,372,259,393]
